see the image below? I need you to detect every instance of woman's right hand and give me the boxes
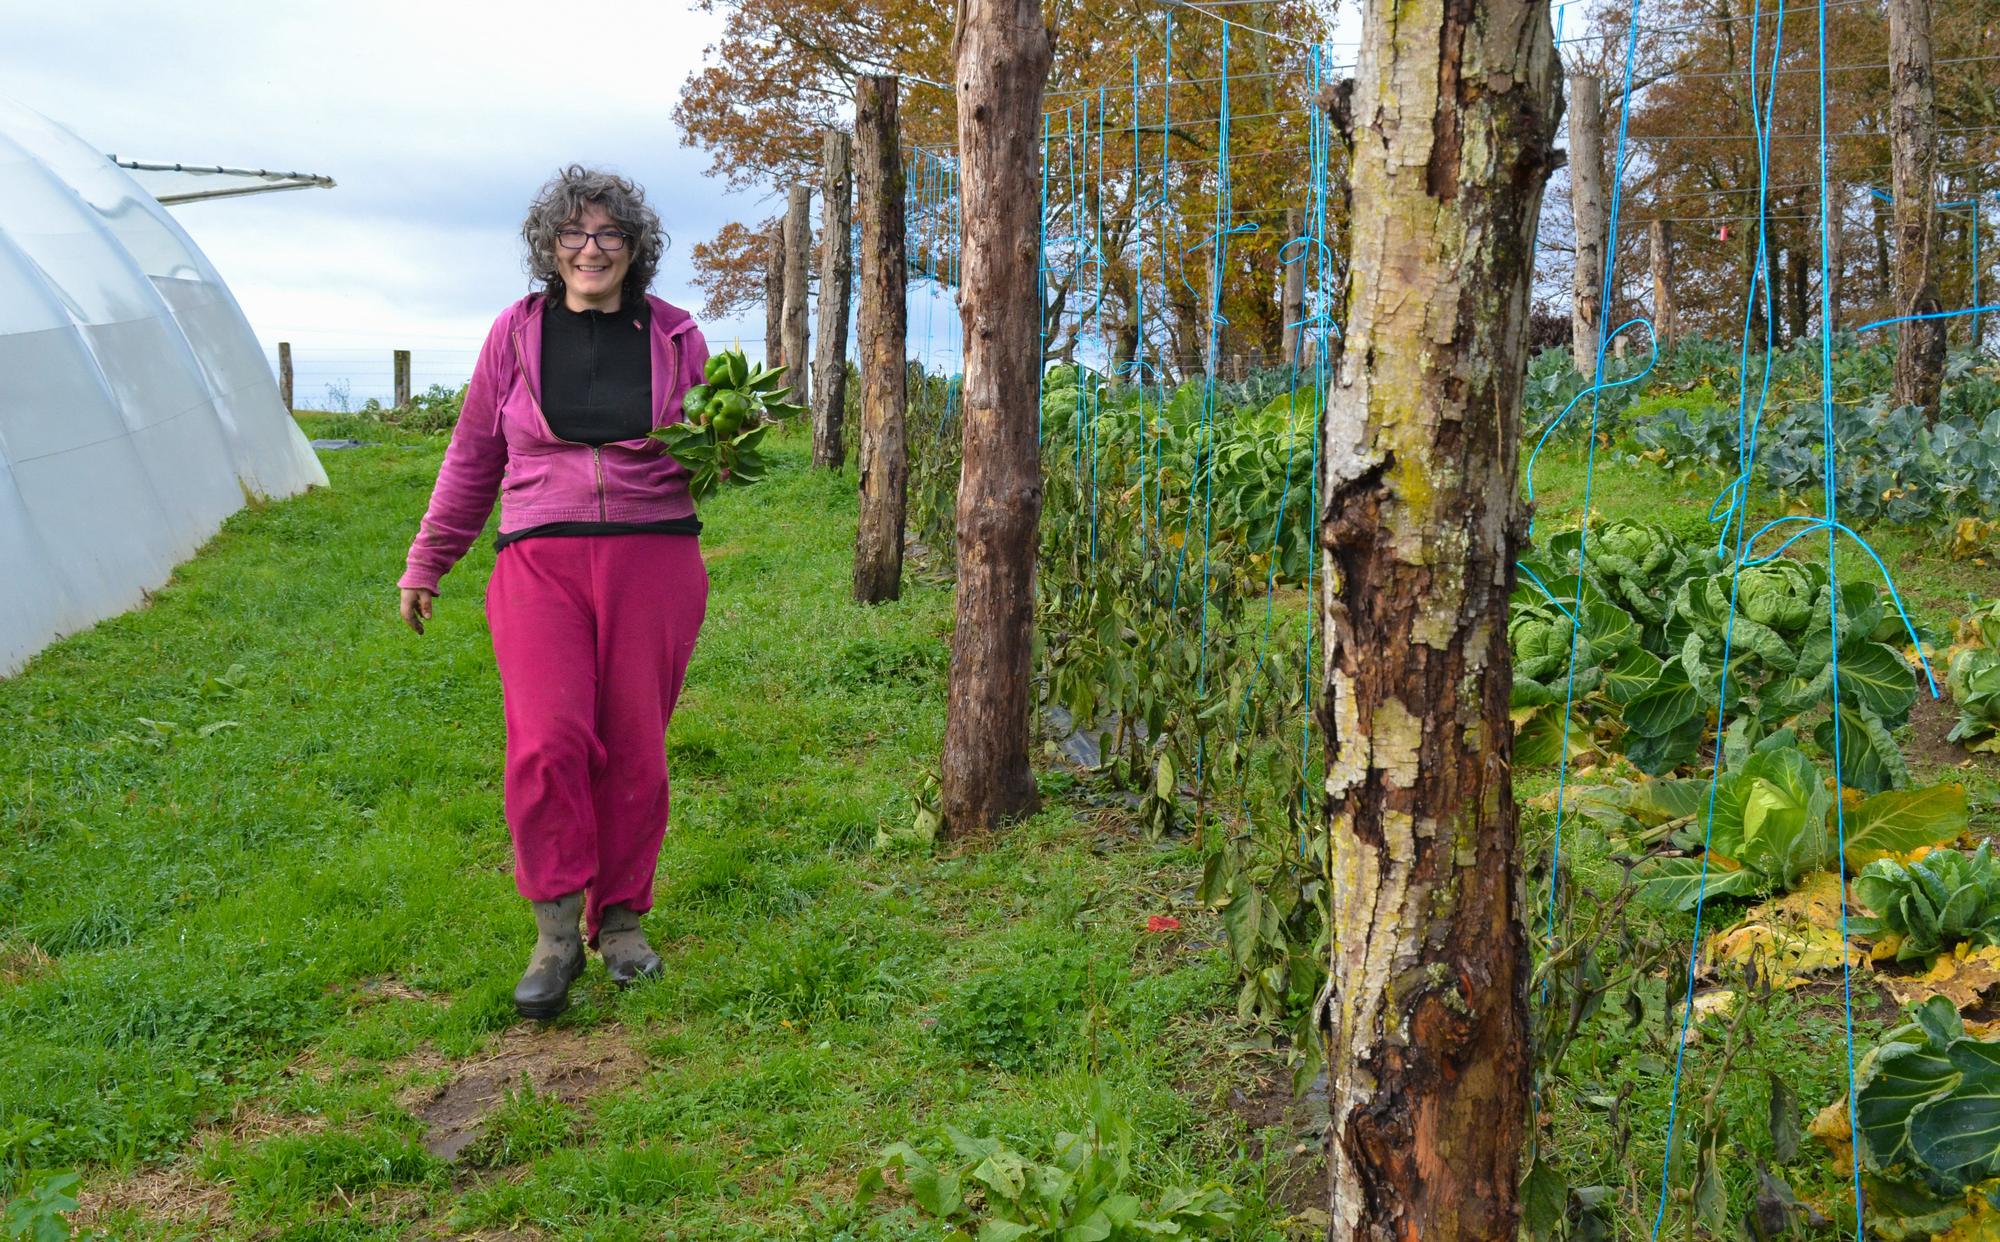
[399,587,437,635]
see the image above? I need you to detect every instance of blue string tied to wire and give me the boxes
[1647,3,1808,1235]
[1742,515,1942,696]
[1521,316,1662,536]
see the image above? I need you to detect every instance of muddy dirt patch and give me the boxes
[1904,691,1992,777]
[1219,1052,1329,1234]
[405,1026,648,1161]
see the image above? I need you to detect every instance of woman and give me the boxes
[397,166,709,1020]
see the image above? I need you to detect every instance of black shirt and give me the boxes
[541,297,654,444]
[495,297,701,551]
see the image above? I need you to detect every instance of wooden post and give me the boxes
[1318,0,1557,1234]
[1787,247,1811,343]
[765,219,786,369]
[782,185,812,413]
[1649,219,1677,346]
[1567,73,1606,376]
[393,349,411,408]
[938,0,1051,835]
[278,341,293,411]
[853,77,908,604]
[813,129,855,470]
[1280,207,1307,367]
[1890,0,1945,414]
[1872,191,1894,306]
[1828,183,1847,319]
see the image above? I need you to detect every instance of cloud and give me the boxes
[3,0,771,387]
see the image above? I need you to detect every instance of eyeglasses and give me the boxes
[556,227,631,252]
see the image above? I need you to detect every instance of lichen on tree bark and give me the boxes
[1316,0,1559,1236]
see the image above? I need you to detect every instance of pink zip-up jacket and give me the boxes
[398,293,709,593]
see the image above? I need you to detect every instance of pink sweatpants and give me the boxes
[485,534,707,942]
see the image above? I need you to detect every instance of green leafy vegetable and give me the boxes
[1854,997,2000,1194]
[1852,844,2000,962]
[651,348,804,499]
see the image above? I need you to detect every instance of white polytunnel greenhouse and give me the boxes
[0,99,326,676]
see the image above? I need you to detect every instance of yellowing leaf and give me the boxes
[1870,932,1908,963]
[1809,1098,1853,1167]
[1935,1180,2000,1241]
[1845,784,1971,870]
[1668,989,1737,1042]
[1877,944,2000,1013]
[1705,874,1866,990]
[1950,518,1997,563]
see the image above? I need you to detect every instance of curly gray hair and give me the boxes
[521,165,666,307]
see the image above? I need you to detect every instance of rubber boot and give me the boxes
[598,904,662,987]
[514,891,586,1020]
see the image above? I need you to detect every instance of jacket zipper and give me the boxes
[515,320,679,524]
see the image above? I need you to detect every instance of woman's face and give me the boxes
[555,201,633,310]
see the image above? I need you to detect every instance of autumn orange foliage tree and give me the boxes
[673,0,1341,376]
[688,218,780,321]
[1546,0,2000,346]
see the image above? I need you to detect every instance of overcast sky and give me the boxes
[5,0,1379,405]
[4,0,768,402]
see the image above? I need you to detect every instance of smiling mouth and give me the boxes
[576,264,610,275]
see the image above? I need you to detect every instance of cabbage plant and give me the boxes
[1852,845,2000,962]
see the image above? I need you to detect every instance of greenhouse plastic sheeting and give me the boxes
[0,99,326,675]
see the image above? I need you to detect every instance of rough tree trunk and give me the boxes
[765,221,786,369]
[813,129,855,470]
[1317,0,1558,1235]
[1567,74,1605,375]
[1788,246,1811,343]
[1649,218,1677,346]
[1890,0,1945,414]
[1168,279,1204,381]
[853,76,908,605]
[1872,193,1894,306]
[938,0,1050,835]
[782,185,812,413]
[1109,264,1140,384]
[1282,206,1309,366]
[1828,183,1847,317]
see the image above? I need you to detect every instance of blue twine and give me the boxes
[1711,21,1791,560]
[1852,303,2000,334]
[1651,5,1789,1234]
[1516,564,1580,624]
[1192,23,1233,714]
[1818,2,1864,1228]
[1155,12,1175,554]
[1038,113,1051,440]
[1522,316,1661,532]
[1742,515,1941,696]
[1089,85,1109,564]
[1296,39,1330,823]
[1231,42,1331,795]
[1132,48,1151,553]
[1539,0,1650,1073]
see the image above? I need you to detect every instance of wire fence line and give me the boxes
[269,338,778,412]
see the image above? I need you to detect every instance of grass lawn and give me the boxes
[0,422,1315,1240]
[5,408,1998,1239]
